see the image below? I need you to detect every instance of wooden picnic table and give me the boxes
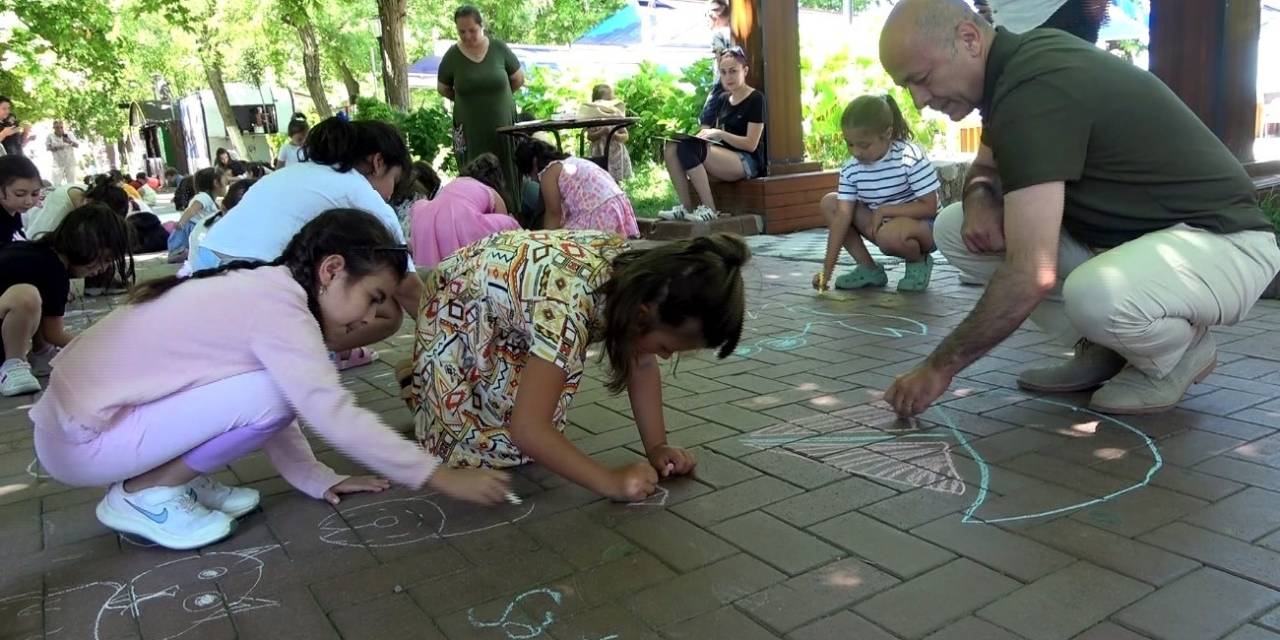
[497,116,638,174]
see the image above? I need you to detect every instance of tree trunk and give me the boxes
[335,57,361,107]
[376,0,410,111]
[202,58,248,160]
[293,17,334,118]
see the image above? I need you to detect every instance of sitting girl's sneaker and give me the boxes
[897,255,934,292]
[834,263,888,290]
[96,482,235,550]
[0,359,41,396]
[188,476,261,518]
[689,205,718,221]
[657,205,690,221]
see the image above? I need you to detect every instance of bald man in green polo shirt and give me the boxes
[879,0,1280,416]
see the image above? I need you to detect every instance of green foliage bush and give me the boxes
[353,95,454,170]
[615,59,712,164]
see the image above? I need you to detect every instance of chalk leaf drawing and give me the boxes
[0,545,281,640]
[469,588,561,639]
[319,493,535,548]
[742,408,966,496]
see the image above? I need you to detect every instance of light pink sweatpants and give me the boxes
[33,371,295,486]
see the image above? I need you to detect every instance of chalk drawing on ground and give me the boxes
[469,588,561,639]
[0,544,281,640]
[742,408,966,496]
[318,493,535,548]
[26,457,51,480]
[627,485,669,507]
[736,303,928,357]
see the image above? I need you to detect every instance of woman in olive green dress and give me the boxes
[438,5,525,211]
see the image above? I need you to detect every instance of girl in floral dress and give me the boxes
[405,230,748,501]
[514,138,639,237]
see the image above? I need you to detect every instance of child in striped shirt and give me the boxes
[814,95,941,292]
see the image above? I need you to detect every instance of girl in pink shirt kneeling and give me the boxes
[31,208,509,551]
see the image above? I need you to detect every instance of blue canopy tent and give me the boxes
[1098,0,1150,42]
[407,45,565,88]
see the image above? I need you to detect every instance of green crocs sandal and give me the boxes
[834,263,888,290]
[897,255,934,292]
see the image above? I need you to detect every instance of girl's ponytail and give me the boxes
[883,94,912,142]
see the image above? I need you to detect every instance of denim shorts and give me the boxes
[736,151,761,179]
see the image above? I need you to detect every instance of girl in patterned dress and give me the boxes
[406,230,749,501]
[514,138,640,238]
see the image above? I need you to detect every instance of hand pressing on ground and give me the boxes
[608,461,658,502]
[427,467,511,506]
[647,444,696,478]
[324,475,391,504]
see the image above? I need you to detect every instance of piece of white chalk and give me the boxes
[505,491,523,505]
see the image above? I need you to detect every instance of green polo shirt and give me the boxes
[980,28,1270,249]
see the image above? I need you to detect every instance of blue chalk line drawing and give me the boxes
[737,303,928,357]
[931,397,1163,525]
[468,588,562,639]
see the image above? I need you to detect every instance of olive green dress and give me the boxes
[439,39,521,210]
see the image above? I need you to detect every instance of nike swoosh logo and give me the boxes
[125,499,168,524]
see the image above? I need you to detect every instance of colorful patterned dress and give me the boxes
[408,229,628,468]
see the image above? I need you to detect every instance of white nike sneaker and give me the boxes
[657,204,689,220]
[689,205,718,221]
[95,482,235,550]
[188,476,260,518]
[0,360,41,396]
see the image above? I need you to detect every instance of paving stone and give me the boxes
[307,546,470,612]
[1198,456,1280,492]
[764,477,898,527]
[1225,626,1280,640]
[1181,389,1271,416]
[740,449,850,489]
[1070,486,1208,537]
[667,387,756,411]
[330,593,444,640]
[736,557,900,633]
[41,501,112,549]
[854,559,1021,639]
[571,550,677,605]
[689,403,784,431]
[922,616,1024,640]
[663,606,781,640]
[408,550,573,617]
[1025,519,1199,586]
[690,447,762,488]
[0,500,41,557]
[976,562,1151,640]
[671,476,802,527]
[625,554,784,628]
[913,517,1074,582]
[1098,456,1246,502]
[810,511,954,579]
[1231,432,1280,468]
[1183,487,1280,542]
[663,423,738,449]
[1074,622,1153,639]
[858,486,973,530]
[521,510,637,570]
[230,583,341,640]
[1141,522,1280,589]
[1115,568,1280,640]
[786,611,898,640]
[711,511,844,576]
[1150,430,1251,467]
[548,603,659,640]
[567,403,635,434]
[612,510,736,572]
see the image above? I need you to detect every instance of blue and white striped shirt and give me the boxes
[837,139,941,211]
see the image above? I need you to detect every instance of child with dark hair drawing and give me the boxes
[32,209,510,550]
[167,167,228,263]
[0,155,42,247]
[276,114,311,168]
[199,116,419,370]
[514,138,639,237]
[408,153,520,269]
[0,205,133,395]
[815,94,940,293]
[406,231,749,501]
[177,178,257,277]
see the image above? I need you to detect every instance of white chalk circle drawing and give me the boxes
[742,407,966,496]
[0,545,281,640]
[318,494,535,548]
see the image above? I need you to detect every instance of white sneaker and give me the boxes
[657,204,689,220]
[85,285,128,297]
[28,345,58,377]
[95,482,235,550]
[188,476,260,518]
[689,205,718,221]
[0,360,41,396]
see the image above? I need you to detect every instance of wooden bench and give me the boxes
[710,170,839,234]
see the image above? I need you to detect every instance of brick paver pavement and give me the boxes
[2,250,1280,639]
